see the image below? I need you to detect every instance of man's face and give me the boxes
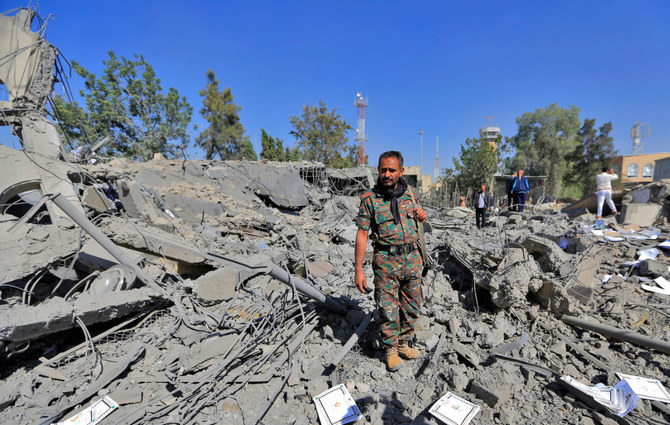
[518,170,524,177]
[481,185,486,192]
[378,156,403,188]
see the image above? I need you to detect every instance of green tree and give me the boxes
[196,69,256,160]
[54,51,193,161]
[567,118,617,196]
[289,100,354,167]
[51,96,94,151]
[449,135,501,191]
[510,103,581,198]
[260,129,302,162]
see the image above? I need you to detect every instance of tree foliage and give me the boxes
[260,129,301,162]
[442,135,501,192]
[54,51,193,161]
[566,118,617,196]
[289,100,355,168]
[196,70,256,160]
[509,103,581,198]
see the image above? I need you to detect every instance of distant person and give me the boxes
[596,167,618,218]
[506,171,517,211]
[472,184,493,229]
[459,194,466,207]
[512,169,530,212]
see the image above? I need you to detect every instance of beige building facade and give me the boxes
[611,153,670,186]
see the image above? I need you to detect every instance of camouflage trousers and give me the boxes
[373,249,423,347]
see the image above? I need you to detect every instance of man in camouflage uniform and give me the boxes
[354,151,427,371]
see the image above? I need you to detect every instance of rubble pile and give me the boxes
[1,149,670,424]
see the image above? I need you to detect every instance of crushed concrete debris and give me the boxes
[2,152,668,425]
[1,9,670,421]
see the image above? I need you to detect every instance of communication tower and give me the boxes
[354,92,368,167]
[631,122,650,155]
[434,136,439,183]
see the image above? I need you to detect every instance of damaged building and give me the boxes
[2,6,670,425]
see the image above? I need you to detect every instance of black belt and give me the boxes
[375,242,417,255]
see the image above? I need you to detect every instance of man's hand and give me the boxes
[355,268,367,293]
[414,207,427,222]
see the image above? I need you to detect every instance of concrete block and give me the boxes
[82,186,113,213]
[639,259,668,277]
[507,214,523,224]
[194,266,238,302]
[469,379,510,408]
[118,180,163,222]
[619,203,662,227]
[521,235,570,273]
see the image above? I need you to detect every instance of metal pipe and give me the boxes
[205,252,347,315]
[329,309,373,367]
[561,315,670,355]
[50,193,155,289]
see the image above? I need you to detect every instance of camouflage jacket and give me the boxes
[355,186,420,246]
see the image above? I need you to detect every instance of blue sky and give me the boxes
[3,1,669,175]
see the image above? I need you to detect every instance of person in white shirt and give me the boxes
[596,167,618,218]
[472,184,493,229]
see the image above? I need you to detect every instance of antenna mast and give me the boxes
[354,92,368,167]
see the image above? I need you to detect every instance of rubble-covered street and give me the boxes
[1,149,670,424]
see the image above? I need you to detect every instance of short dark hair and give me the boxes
[378,150,404,168]
[602,166,608,172]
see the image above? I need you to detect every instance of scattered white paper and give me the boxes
[616,373,670,403]
[313,384,362,425]
[601,274,625,284]
[591,229,605,236]
[657,239,670,249]
[639,229,660,240]
[429,392,480,425]
[606,236,625,242]
[560,376,637,417]
[637,248,661,261]
[54,396,119,425]
[641,276,670,296]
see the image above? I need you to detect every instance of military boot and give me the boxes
[397,343,420,359]
[385,346,402,372]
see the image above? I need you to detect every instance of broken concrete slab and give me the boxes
[117,179,165,223]
[193,266,238,303]
[619,203,662,227]
[520,234,570,273]
[0,222,80,283]
[100,217,206,264]
[0,287,167,344]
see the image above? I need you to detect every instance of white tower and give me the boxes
[631,122,649,155]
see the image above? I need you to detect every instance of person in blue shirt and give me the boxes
[512,169,530,212]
